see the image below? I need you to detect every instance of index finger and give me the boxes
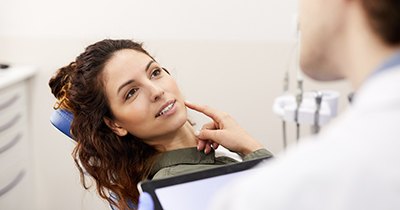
[185,101,223,123]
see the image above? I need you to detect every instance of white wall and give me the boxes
[0,1,352,210]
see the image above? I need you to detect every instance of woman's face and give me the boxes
[102,49,187,142]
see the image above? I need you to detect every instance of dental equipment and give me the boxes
[311,91,323,134]
[273,90,340,145]
[281,58,291,148]
[278,13,302,148]
[293,13,304,142]
[294,73,303,141]
[348,92,354,103]
[274,13,339,148]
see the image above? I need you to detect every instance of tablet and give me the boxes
[138,157,269,210]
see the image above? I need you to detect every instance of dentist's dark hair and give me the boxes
[361,0,400,45]
[49,39,159,209]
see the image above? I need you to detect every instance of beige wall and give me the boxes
[0,0,297,41]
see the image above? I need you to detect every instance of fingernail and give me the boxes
[194,130,200,136]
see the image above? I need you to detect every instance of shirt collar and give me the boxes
[372,51,400,77]
[351,51,400,103]
[149,147,215,177]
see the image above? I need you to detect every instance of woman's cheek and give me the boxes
[119,97,150,125]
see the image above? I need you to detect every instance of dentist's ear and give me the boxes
[103,117,128,136]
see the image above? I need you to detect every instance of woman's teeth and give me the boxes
[157,101,175,117]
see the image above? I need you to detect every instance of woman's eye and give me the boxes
[150,68,162,78]
[125,88,138,100]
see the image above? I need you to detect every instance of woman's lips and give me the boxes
[155,100,177,118]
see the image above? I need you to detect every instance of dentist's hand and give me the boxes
[138,192,154,210]
[186,101,263,156]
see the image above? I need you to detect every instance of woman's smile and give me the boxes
[156,99,177,118]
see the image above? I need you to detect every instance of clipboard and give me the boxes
[138,157,270,210]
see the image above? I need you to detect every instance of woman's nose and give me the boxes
[148,83,165,102]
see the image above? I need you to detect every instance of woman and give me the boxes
[49,39,272,209]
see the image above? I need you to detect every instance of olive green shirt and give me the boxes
[149,147,272,180]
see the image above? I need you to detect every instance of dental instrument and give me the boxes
[311,91,323,134]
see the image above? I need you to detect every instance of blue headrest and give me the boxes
[50,109,74,140]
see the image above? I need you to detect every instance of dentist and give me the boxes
[140,0,400,209]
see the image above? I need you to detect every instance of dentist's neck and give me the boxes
[150,121,197,152]
[342,3,399,90]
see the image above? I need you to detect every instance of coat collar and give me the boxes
[352,51,400,104]
[353,65,400,113]
[373,51,400,76]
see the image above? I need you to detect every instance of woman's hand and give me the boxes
[186,101,263,156]
[197,137,219,154]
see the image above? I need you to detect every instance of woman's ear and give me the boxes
[103,117,128,137]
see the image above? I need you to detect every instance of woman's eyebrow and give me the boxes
[117,60,155,95]
[145,60,155,72]
[117,80,134,95]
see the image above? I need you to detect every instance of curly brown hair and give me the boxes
[49,39,160,209]
[361,0,400,45]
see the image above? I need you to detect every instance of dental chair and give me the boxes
[50,109,135,210]
[50,109,74,139]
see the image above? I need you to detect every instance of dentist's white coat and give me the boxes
[211,65,400,210]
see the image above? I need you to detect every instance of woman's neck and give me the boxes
[148,121,198,152]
